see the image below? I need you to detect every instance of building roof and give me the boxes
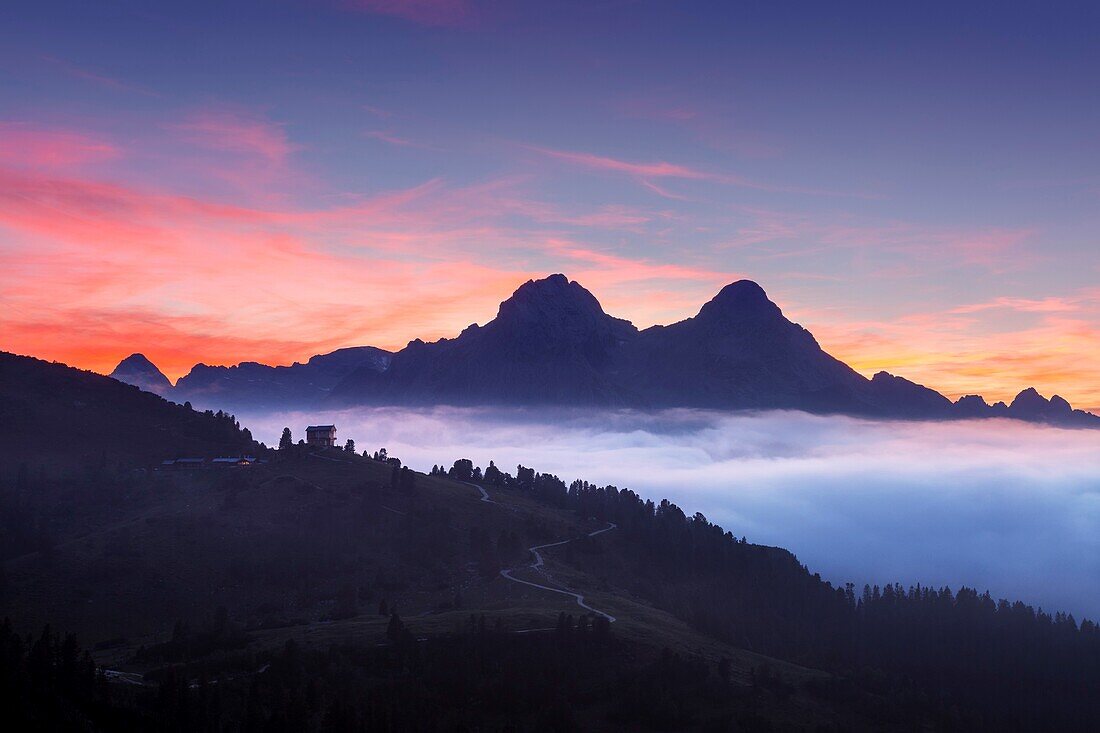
[306,425,336,431]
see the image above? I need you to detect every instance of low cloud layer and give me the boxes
[242,407,1100,620]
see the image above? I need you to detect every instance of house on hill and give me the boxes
[306,424,337,447]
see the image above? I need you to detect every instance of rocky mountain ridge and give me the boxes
[107,275,1099,427]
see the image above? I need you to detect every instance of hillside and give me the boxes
[1,354,1099,730]
[0,351,259,475]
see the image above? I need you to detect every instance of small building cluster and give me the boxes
[159,456,259,470]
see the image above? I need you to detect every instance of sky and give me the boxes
[242,406,1100,619]
[1,1,1099,408]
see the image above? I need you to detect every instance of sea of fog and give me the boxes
[238,407,1100,620]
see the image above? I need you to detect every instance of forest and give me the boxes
[452,458,1100,731]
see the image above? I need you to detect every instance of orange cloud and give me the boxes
[3,117,1098,413]
[0,132,550,378]
[800,292,1100,412]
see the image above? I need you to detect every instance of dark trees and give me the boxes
[448,459,474,482]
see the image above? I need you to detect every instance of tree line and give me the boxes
[442,457,1100,731]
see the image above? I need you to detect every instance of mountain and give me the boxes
[865,371,954,418]
[617,280,873,412]
[336,273,637,405]
[331,275,1100,428]
[109,353,173,396]
[0,351,258,472]
[2,351,1099,730]
[111,346,392,411]
[97,276,1099,428]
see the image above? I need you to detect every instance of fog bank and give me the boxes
[241,407,1100,619]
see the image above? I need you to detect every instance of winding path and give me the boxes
[465,482,618,622]
[500,523,618,622]
[463,481,496,504]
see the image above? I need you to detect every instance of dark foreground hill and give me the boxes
[0,351,259,474]
[1,354,1099,731]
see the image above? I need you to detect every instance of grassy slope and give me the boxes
[4,448,849,727]
[0,352,900,727]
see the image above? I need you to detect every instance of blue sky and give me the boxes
[2,0,1099,406]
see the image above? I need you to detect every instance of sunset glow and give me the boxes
[2,2,1098,409]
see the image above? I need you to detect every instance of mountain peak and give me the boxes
[496,274,617,328]
[109,353,173,394]
[1010,387,1047,411]
[696,279,781,321]
[1049,394,1073,414]
[507,273,583,302]
[117,353,158,370]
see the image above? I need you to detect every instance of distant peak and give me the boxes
[110,352,172,391]
[697,279,781,321]
[1049,395,1073,414]
[1012,387,1046,405]
[118,353,157,369]
[1010,387,1052,416]
[511,273,576,298]
[489,274,637,340]
[722,279,768,298]
[498,274,606,319]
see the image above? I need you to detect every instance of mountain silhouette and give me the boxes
[109,346,391,410]
[330,275,1100,427]
[175,345,391,409]
[337,274,638,405]
[106,275,1099,427]
[109,353,173,396]
[615,280,872,411]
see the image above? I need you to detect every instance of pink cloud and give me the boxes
[364,129,438,149]
[951,296,1082,315]
[613,94,699,122]
[0,162,535,377]
[0,124,119,169]
[171,109,297,164]
[524,144,881,198]
[638,178,690,201]
[4,118,1096,410]
[524,144,716,181]
[363,104,396,118]
[40,55,160,97]
[720,206,1035,273]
